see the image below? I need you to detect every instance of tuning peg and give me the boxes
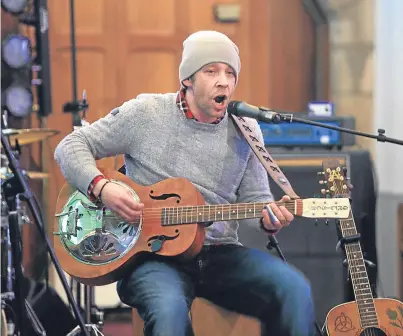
[317,172,325,176]
[325,220,329,225]
[320,189,329,195]
[314,219,319,226]
[319,180,327,185]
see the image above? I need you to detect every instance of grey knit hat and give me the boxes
[179,31,241,86]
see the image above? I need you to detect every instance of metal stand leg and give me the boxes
[67,281,104,336]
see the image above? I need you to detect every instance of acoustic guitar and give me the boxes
[53,169,351,286]
[322,159,403,336]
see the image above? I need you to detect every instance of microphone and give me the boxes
[227,101,281,123]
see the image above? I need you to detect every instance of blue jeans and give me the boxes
[117,245,315,336]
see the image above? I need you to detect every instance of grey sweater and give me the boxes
[54,92,274,245]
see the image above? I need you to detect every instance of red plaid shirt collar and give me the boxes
[176,88,223,124]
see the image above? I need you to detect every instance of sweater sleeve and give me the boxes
[54,99,145,195]
[235,119,274,231]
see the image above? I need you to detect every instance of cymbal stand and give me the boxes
[1,192,16,334]
[2,186,47,336]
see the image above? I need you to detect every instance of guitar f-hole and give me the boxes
[148,190,182,204]
[147,231,181,252]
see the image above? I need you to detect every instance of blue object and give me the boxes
[259,121,341,146]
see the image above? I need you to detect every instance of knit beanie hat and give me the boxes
[179,31,241,86]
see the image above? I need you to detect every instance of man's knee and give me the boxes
[141,295,193,336]
[262,261,313,306]
[146,296,191,324]
[289,271,312,301]
[116,260,194,336]
[116,259,193,308]
[278,266,314,311]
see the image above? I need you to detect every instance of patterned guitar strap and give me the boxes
[231,114,300,200]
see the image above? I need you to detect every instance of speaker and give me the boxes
[238,149,378,325]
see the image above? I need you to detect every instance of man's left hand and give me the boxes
[261,195,295,233]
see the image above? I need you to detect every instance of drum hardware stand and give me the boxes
[1,193,16,335]
[9,194,46,336]
[2,191,47,336]
[1,133,90,336]
[66,287,104,336]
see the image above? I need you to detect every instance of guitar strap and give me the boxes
[230,114,300,200]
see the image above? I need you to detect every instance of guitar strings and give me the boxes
[84,203,305,229]
[92,199,346,226]
[334,181,378,335]
[97,201,298,221]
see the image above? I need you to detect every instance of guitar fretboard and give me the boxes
[161,202,298,225]
[340,212,378,328]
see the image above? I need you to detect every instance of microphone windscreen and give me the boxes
[227,101,241,115]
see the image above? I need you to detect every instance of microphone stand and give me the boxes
[255,109,401,335]
[0,133,90,336]
[62,0,84,128]
[278,113,403,146]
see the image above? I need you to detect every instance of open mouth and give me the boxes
[213,95,227,108]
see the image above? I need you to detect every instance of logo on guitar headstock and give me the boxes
[318,159,350,198]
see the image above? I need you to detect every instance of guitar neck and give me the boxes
[340,211,379,328]
[159,197,350,226]
[161,201,297,225]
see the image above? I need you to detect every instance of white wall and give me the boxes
[374,0,403,298]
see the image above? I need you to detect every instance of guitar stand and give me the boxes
[334,228,377,295]
[265,235,324,336]
[335,233,361,252]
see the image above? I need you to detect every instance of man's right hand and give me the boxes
[93,179,144,223]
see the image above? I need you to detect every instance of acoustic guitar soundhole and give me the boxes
[359,328,387,336]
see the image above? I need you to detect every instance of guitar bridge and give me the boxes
[55,206,84,237]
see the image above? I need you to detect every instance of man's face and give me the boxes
[185,62,236,121]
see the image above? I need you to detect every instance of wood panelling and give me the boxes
[267,0,317,111]
[39,0,323,284]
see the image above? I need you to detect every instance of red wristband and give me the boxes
[87,174,105,200]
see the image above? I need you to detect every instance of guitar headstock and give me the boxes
[318,159,350,198]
